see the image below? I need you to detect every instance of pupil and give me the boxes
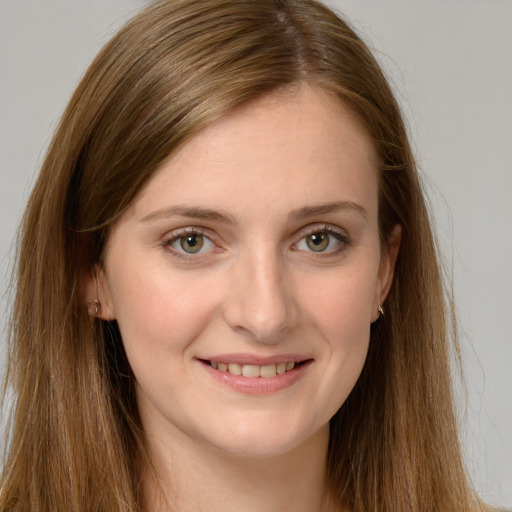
[181,234,203,253]
[311,233,325,245]
[307,231,329,252]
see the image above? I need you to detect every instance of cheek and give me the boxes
[107,259,222,357]
[298,264,376,404]
[301,262,378,338]
[312,280,372,371]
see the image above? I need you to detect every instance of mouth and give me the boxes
[198,357,312,394]
[204,360,306,378]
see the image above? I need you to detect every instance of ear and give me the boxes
[83,266,116,321]
[372,224,402,321]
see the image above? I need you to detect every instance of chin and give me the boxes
[203,418,328,460]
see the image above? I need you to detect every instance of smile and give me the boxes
[198,356,313,394]
[208,361,297,378]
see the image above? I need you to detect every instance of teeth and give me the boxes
[227,363,242,375]
[209,361,299,378]
[276,362,287,375]
[242,365,260,378]
[260,364,277,378]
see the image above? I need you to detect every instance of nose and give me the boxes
[222,250,299,344]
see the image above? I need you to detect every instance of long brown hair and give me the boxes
[1,1,485,510]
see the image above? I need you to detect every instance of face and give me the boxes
[92,85,399,459]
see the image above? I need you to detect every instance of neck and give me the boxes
[142,425,337,512]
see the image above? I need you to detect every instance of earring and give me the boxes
[86,299,101,316]
[378,303,384,317]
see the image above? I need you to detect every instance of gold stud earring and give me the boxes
[378,303,384,317]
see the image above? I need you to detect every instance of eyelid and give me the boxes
[299,223,348,238]
[162,226,219,259]
[292,223,352,255]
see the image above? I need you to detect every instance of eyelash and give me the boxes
[161,223,352,261]
[292,224,352,258]
[162,227,217,261]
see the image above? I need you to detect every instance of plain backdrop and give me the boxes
[1,1,511,507]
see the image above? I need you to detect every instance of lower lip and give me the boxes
[199,360,312,395]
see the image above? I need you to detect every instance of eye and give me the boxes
[294,226,349,254]
[165,229,216,256]
[178,233,205,254]
[305,232,329,252]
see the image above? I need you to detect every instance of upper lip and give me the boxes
[198,353,313,365]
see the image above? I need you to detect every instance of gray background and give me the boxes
[1,1,511,507]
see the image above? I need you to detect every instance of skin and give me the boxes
[89,84,400,512]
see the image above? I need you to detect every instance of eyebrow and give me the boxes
[140,200,368,224]
[140,205,236,224]
[289,201,368,222]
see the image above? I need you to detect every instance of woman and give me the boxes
[0,0,489,510]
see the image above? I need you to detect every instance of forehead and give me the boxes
[128,84,378,224]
